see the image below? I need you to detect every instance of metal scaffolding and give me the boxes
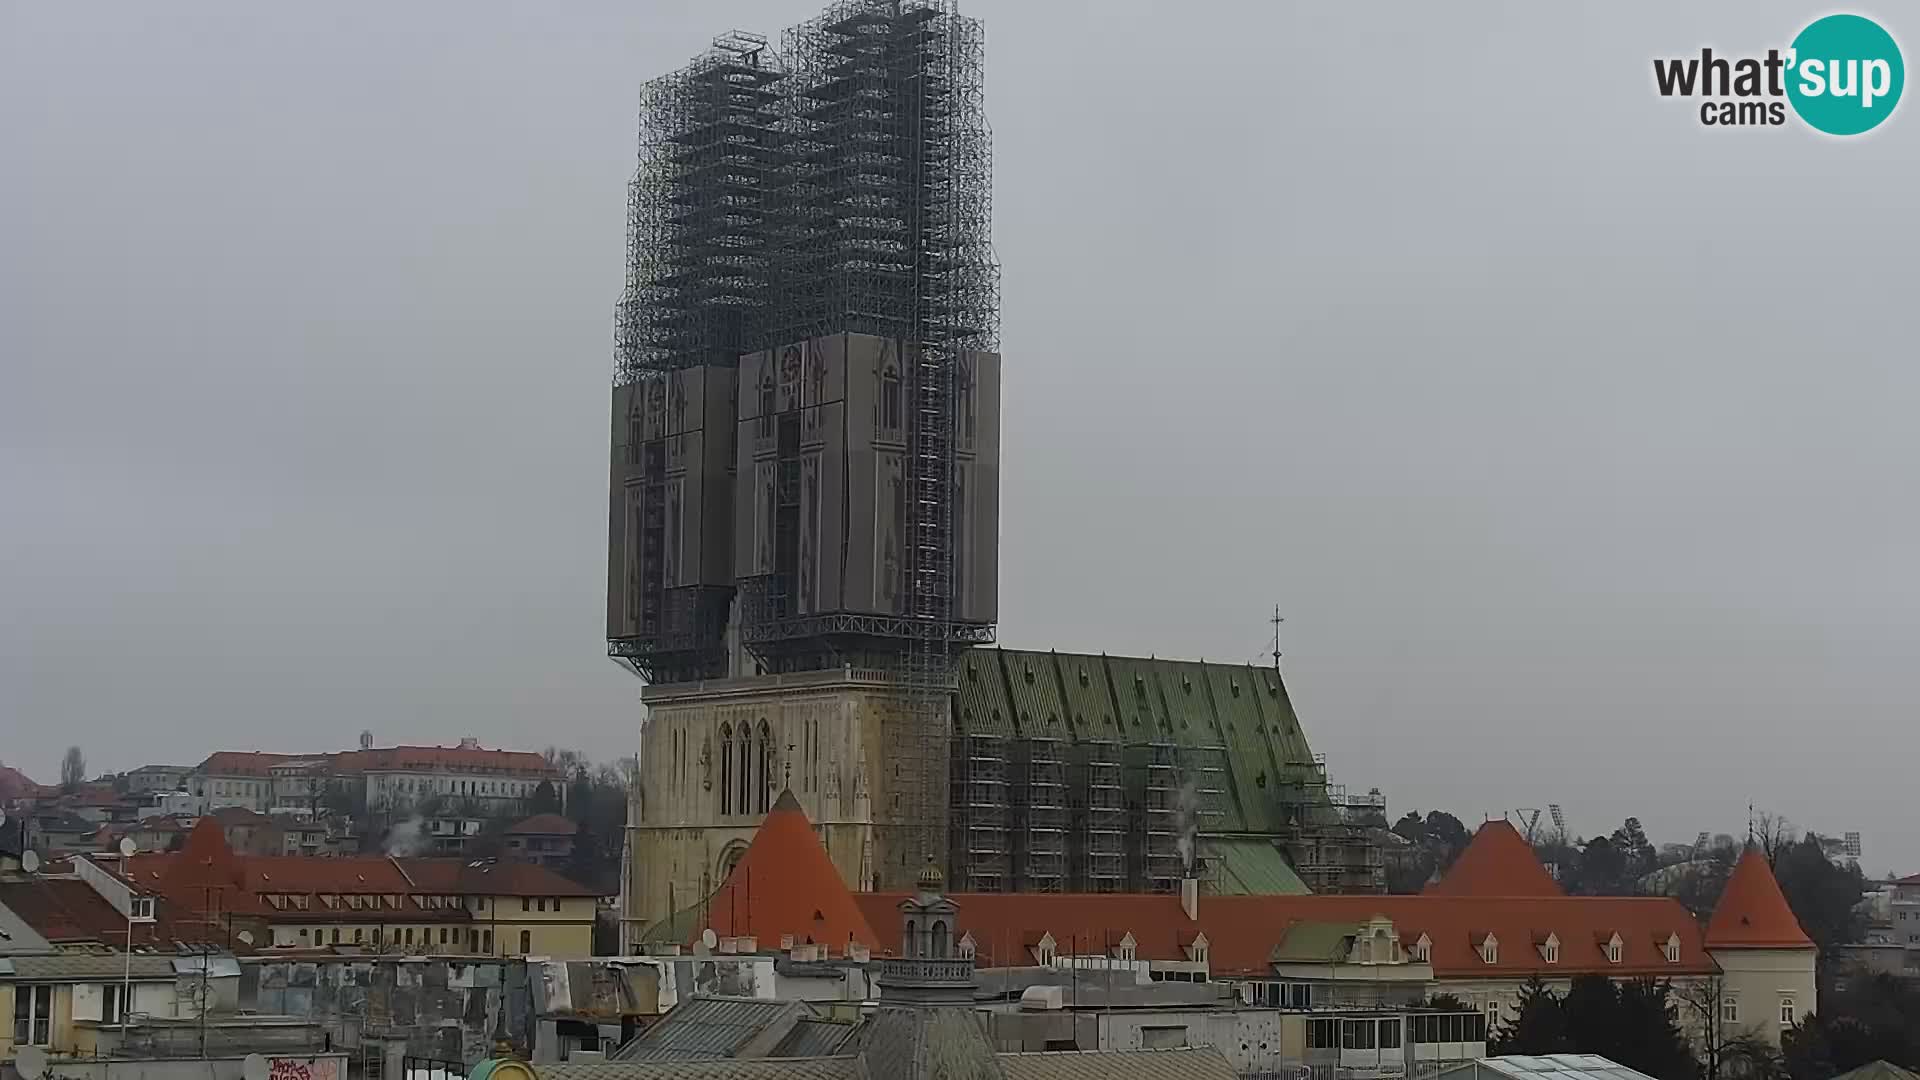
[1275,755,1389,894]
[778,0,998,875]
[1070,741,1126,892]
[612,1,997,882]
[954,733,1010,892]
[616,31,785,380]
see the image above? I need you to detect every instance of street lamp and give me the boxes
[119,836,138,1037]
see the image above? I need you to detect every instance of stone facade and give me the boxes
[628,668,937,932]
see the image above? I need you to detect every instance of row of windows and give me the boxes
[388,777,535,798]
[292,925,532,953]
[1306,1018,1403,1051]
[520,897,567,912]
[1475,936,1681,966]
[1717,996,1798,1026]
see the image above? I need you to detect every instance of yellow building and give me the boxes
[123,818,601,960]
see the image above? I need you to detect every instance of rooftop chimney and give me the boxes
[1180,875,1199,922]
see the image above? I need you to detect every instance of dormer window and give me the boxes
[1663,935,1682,964]
[1411,934,1432,963]
[1116,932,1137,963]
[1480,935,1498,965]
[1540,934,1560,965]
[1605,933,1624,964]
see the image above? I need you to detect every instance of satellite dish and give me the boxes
[243,1053,270,1080]
[17,1045,48,1080]
[238,930,256,946]
[21,850,41,874]
[120,836,139,857]
[700,928,718,952]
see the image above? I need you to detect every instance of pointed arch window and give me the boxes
[756,720,772,813]
[719,723,734,816]
[880,364,901,431]
[737,724,753,817]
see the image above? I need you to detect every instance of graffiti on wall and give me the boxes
[270,1058,342,1080]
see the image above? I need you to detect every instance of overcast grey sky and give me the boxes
[4,3,1916,868]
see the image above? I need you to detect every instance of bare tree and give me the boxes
[1754,810,1796,866]
[1673,976,1790,1080]
[60,746,87,793]
[1674,976,1730,1080]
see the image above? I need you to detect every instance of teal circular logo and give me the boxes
[1787,14,1904,135]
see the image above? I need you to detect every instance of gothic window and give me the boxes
[880,364,901,431]
[905,919,918,959]
[719,723,734,816]
[737,725,752,817]
[957,355,975,439]
[756,720,772,813]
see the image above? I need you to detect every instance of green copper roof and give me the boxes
[954,649,1325,839]
[1269,920,1361,964]
[1207,837,1310,896]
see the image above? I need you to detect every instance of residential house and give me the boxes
[506,815,578,870]
[123,766,194,796]
[125,819,599,958]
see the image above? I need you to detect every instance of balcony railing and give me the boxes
[876,957,976,984]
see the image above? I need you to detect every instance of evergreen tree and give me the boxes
[1493,976,1568,1054]
[529,779,561,816]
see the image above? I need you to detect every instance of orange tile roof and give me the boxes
[1424,820,1564,898]
[702,790,880,950]
[0,878,170,947]
[402,858,599,898]
[1705,848,1814,949]
[195,746,558,778]
[507,813,579,836]
[852,890,1714,979]
[333,746,556,775]
[198,752,302,776]
[0,763,41,801]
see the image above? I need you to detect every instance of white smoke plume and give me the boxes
[1173,780,1200,874]
[383,815,427,857]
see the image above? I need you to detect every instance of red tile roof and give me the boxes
[402,858,599,898]
[1424,820,1564,898]
[679,792,1726,981]
[195,746,558,778]
[0,878,166,946]
[0,763,43,801]
[333,746,556,775]
[851,890,1713,979]
[702,790,879,950]
[1705,848,1814,949]
[198,752,301,776]
[507,814,578,836]
[130,821,596,921]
